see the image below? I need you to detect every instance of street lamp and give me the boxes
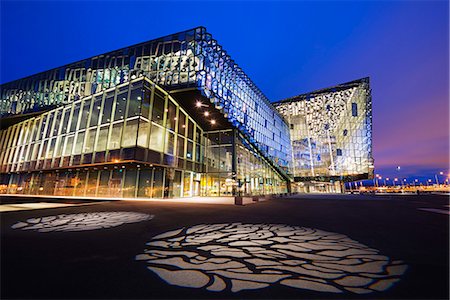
[435,171,445,186]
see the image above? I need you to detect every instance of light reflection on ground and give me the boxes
[137,223,407,293]
[11,212,153,232]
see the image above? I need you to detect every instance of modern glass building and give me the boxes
[0,27,373,199]
[274,78,374,193]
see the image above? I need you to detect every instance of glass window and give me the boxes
[220,130,233,144]
[195,127,202,143]
[31,142,40,160]
[39,140,48,159]
[45,112,54,138]
[123,169,137,197]
[151,92,165,125]
[30,119,39,141]
[84,128,96,153]
[114,92,128,121]
[79,99,91,130]
[73,131,85,155]
[177,136,185,158]
[53,109,63,137]
[69,103,80,132]
[85,170,98,196]
[55,136,63,157]
[122,119,138,147]
[95,126,109,152]
[90,96,102,127]
[63,135,74,156]
[137,120,150,148]
[62,108,71,133]
[187,119,194,140]
[141,89,151,119]
[178,112,186,136]
[38,115,47,140]
[137,169,152,197]
[46,138,56,159]
[195,144,201,163]
[127,88,142,118]
[352,103,358,117]
[108,122,123,150]
[101,93,114,124]
[149,124,164,152]
[165,131,175,155]
[97,170,111,196]
[152,167,164,198]
[186,141,193,160]
[167,100,177,131]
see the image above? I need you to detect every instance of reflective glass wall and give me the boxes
[274,78,373,179]
[0,77,287,198]
[0,78,204,174]
[1,27,291,177]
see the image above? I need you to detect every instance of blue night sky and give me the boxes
[1,1,448,183]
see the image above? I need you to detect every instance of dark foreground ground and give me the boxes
[1,194,449,299]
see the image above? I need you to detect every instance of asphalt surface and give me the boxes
[1,194,449,299]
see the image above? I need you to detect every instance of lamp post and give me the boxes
[394,178,398,187]
[385,178,389,187]
[435,171,444,186]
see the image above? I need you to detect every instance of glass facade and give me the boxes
[1,27,291,176]
[0,28,373,198]
[274,78,374,182]
[0,76,287,198]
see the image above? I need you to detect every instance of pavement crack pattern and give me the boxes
[136,223,407,293]
[11,212,153,232]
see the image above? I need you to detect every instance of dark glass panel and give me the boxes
[167,100,177,131]
[127,87,142,118]
[151,92,165,125]
[178,112,186,136]
[114,92,128,121]
[101,94,114,124]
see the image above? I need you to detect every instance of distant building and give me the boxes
[0,27,372,199]
[274,78,374,193]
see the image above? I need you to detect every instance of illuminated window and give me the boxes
[352,103,358,117]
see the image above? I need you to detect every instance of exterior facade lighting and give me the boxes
[0,27,373,200]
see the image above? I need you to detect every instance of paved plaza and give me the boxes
[1,194,449,299]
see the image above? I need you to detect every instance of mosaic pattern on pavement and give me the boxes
[11,212,153,232]
[137,223,407,293]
